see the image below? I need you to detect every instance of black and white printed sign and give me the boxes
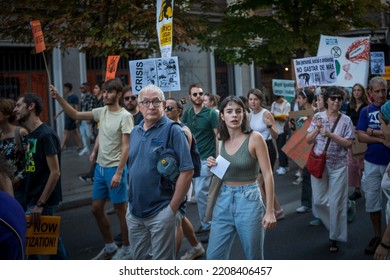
[129,56,181,94]
[294,55,337,88]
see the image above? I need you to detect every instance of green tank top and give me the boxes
[221,135,258,182]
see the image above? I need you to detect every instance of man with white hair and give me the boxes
[127,84,194,260]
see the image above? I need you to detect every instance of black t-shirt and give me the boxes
[24,124,62,205]
[346,102,368,126]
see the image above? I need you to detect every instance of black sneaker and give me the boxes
[364,237,381,255]
[349,191,362,200]
[195,226,210,235]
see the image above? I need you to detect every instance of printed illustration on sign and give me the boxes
[157,58,178,87]
[159,0,173,21]
[30,20,46,53]
[129,56,181,94]
[317,35,370,87]
[105,55,120,81]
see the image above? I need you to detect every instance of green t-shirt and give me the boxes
[182,106,218,160]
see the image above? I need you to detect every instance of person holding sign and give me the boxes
[306,87,354,253]
[50,80,133,260]
[206,96,276,259]
[13,93,68,259]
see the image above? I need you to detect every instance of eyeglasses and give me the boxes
[124,96,137,101]
[164,105,176,111]
[329,96,343,101]
[139,99,163,107]
[191,92,204,98]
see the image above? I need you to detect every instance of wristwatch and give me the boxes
[36,200,46,207]
[267,125,272,128]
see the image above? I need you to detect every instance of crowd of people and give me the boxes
[0,75,390,260]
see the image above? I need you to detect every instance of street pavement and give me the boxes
[57,148,381,260]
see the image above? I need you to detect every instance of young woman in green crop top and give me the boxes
[206,96,276,260]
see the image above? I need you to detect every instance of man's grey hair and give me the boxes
[138,84,165,101]
[369,76,387,89]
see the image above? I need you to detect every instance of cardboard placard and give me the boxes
[26,215,61,255]
[282,118,313,169]
[30,20,46,53]
[105,55,120,81]
[288,109,315,135]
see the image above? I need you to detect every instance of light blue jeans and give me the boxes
[206,182,265,260]
[26,202,68,260]
[79,120,92,150]
[193,160,213,230]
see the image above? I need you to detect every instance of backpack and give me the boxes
[156,122,201,187]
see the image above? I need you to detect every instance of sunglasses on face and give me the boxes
[124,96,137,101]
[329,96,343,101]
[192,92,204,98]
[164,105,176,112]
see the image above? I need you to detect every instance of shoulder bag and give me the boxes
[306,114,341,179]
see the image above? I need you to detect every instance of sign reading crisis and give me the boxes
[26,215,61,255]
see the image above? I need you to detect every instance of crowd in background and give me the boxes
[1,76,390,260]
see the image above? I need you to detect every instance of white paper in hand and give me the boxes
[210,155,230,179]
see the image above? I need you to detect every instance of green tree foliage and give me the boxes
[198,0,385,65]
[0,0,214,58]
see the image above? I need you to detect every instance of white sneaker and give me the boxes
[276,167,286,175]
[295,170,302,178]
[92,247,118,260]
[180,242,205,260]
[78,147,90,156]
[292,177,303,185]
[112,247,132,260]
[296,205,311,213]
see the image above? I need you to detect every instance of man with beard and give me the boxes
[181,83,218,240]
[50,79,134,260]
[13,93,68,259]
[122,86,143,125]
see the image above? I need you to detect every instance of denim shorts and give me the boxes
[93,164,128,204]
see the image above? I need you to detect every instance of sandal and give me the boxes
[329,240,339,253]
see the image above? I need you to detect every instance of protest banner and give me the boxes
[294,55,337,88]
[272,79,296,98]
[157,0,174,58]
[26,215,61,255]
[370,52,385,75]
[282,118,313,169]
[129,56,180,94]
[288,108,315,135]
[317,35,370,87]
[105,55,120,81]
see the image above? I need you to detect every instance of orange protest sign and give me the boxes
[282,118,313,169]
[26,215,61,255]
[105,55,120,81]
[30,20,46,53]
